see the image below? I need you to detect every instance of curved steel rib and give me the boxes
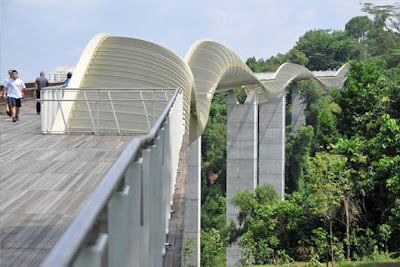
[52,34,348,142]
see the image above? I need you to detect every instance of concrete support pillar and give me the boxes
[258,92,285,199]
[291,83,306,132]
[183,137,201,266]
[226,91,258,266]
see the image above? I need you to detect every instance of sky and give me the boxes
[0,0,398,82]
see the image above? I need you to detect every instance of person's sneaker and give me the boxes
[12,117,16,122]
[16,116,19,121]
[6,110,11,117]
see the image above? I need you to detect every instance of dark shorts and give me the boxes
[10,97,22,107]
[6,96,12,104]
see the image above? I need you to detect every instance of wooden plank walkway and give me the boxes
[0,100,135,266]
[164,135,189,267]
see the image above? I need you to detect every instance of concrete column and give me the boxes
[258,92,285,199]
[183,137,201,266]
[291,83,306,132]
[226,91,258,266]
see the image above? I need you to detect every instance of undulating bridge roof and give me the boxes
[51,33,348,141]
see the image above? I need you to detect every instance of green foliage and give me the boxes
[202,8,400,266]
[245,49,309,73]
[285,125,314,192]
[201,228,225,266]
[295,29,357,70]
[246,57,261,73]
[182,238,195,267]
[332,60,384,137]
[235,87,247,104]
[298,79,340,152]
[315,109,339,151]
[200,92,228,264]
[201,92,227,193]
[299,80,327,132]
[201,185,226,231]
[345,16,373,40]
[306,153,347,221]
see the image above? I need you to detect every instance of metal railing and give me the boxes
[41,87,176,135]
[42,88,184,267]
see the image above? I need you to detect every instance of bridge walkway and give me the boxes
[0,100,134,266]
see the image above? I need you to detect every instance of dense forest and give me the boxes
[199,3,400,266]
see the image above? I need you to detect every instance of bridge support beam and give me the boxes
[226,91,258,266]
[183,137,201,266]
[258,92,285,199]
[291,83,306,132]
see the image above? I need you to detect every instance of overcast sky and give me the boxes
[0,0,397,82]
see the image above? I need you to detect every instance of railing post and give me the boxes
[41,89,47,133]
[149,135,164,266]
[163,120,172,235]
[152,90,155,125]
[58,98,69,134]
[107,181,130,267]
[107,91,121,135]
[125,158,143,267]
[84,91,97,134]
[141,148,152,267]
[73,234,108,267]
[96,89,99,133]
[140,91,151,131]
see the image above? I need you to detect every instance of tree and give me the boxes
[285,125,314,193]
[345,16,373,60]
[345,16,373,41]
[332,60,383,137]
[201,228,225,266]
[361,2,400,36]
[246,57,261,73]
[306,153,347,267]
[361,3,400,57]
[284,48,309,66]
[295,29,356,70]
[227,184,282,265]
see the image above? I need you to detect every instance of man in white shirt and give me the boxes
[2,69,13,116]
[7,70,26,122]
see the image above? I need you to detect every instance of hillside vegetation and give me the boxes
[200,3,400,266]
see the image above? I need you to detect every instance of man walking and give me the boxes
[2,69,13,116]
[34,71,49,114]
[7,70,26,122]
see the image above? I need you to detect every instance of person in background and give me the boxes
[2,69,13,116]
[34,71,49,115]
[64,72,72,86]
[7,70,26,122]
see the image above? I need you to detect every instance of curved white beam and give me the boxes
[52,34,198,134]
[185,40,348,139]
[51,33,110,132]
[52,34,349,142]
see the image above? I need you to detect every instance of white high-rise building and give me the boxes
[48,65,74,83]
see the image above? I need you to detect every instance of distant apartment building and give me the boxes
[48,66,74,83]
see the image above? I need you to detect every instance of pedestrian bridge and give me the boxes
[0,33,348,267]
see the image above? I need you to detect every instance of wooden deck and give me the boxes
[164,135,189,267]
[0,100,135,266]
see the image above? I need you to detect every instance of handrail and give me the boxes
[42,88,181,267]
[41,87,175,135]
[41,87,178,91]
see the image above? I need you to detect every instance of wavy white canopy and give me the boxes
[53,33,348,142]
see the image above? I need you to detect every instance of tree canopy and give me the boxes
[201,3,400,266]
